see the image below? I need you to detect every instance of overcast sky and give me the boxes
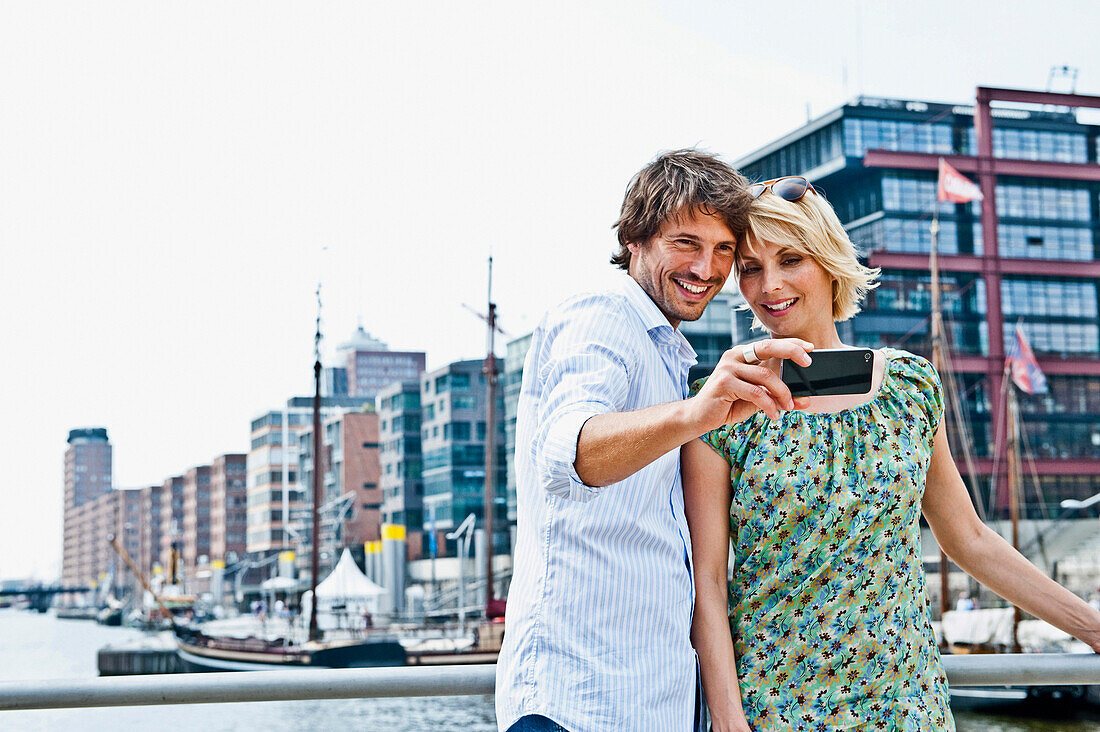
[2,0,1098,581]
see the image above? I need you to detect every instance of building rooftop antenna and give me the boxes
[1046,65,1079,94]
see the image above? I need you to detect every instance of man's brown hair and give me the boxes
[611,149,752,270]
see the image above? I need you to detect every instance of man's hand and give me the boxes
[572,338,814,488]
[690,338,814,430]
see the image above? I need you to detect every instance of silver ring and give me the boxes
[741,343,761,364]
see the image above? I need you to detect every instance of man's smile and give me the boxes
[672,276,714,300]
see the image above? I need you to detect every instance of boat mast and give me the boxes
[1006,375,1023,653]
[929,197,953,622]
[309,284,323,642]
[483,256,498,612]
[107,533,179,630]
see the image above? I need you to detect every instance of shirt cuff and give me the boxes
[540,408,601,501]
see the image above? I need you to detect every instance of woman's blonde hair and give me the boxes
[738,187,879,330]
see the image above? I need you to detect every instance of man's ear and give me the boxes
[626,239,642,256]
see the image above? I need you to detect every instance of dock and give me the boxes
[97,633,182,676]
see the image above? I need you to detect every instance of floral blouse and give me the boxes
[692,348,954,731]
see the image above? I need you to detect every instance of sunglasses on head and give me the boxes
[748,176,818,201]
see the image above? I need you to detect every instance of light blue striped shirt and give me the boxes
[497,273,698,732]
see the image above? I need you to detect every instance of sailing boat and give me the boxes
[175,286,405,672]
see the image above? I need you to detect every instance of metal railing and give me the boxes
[2,656,1100,711]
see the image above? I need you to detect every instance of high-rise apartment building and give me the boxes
[734,86,1100,516]
[246,397,374,559]
[159,476,185,582]
[181,465,212,576]
[420,359,507,556]
[61,428,112,587]
[210,454,248,567]
[379,382,424,560]
[298,411,383,571]
[139,483,165,578]
[113,487,143,594]
[246,409,308,556]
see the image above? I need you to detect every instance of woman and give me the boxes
[683,176,1100,731]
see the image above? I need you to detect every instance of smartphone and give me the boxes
[780,348,874,397]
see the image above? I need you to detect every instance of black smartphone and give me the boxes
[780,348,875,397]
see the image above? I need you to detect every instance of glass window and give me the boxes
[867,271,986,316]
[1016,375,1100,416]
[965,127,1088,163]
[881,174,958,215]
[742,121,844,182]
[1000,279,1099,319]
[445,422,471,441]
[1020,419,1100,459]
[452,395,477,410]
[998,224,1093,261]
[843,118,952,157]
[1005,321,1100,356]
[995,183,1090,222]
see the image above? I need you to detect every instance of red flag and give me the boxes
[1006,325,1048,395]
[937,158,984,203]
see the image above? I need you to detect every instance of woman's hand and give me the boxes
[923,422,1100,651]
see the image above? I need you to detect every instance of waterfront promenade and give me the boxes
[6,609,1100,730]
[0,609,496,731]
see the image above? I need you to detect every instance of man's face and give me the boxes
[627,208,736,328]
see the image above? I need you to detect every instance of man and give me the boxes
[496,149,812,732]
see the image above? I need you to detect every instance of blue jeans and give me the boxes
[505,715,570,732]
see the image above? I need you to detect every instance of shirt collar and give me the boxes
[614,273,697,365]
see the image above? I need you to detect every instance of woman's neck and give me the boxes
[774,322,845,350]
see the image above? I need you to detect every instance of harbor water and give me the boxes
[2,608,1099,731]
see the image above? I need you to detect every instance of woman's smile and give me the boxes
[760,297,799,316]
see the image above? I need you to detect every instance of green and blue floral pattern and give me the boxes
[693,348,954,731]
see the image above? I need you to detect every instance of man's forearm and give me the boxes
[573,399,702,487]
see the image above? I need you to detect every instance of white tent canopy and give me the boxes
[261,576,299,591]
[315,548,385,602]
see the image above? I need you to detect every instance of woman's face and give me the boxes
[737,232,836,340]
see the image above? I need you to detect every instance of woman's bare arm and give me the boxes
[683,437,751,732]
[922,421,1100,650]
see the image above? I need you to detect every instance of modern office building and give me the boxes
[502,333,533,535]
[61,428,112,587]
[420,359,507,556]
[379,381,425,560]
[297,410,383,572]
[734,86,1100,517]
[338,325,426,400]
[209,454,248,567]
[322,366,349,397]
